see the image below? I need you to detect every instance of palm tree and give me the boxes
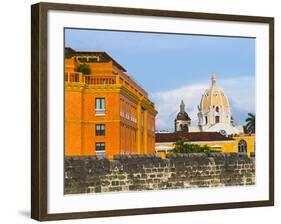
[245,113,255,133]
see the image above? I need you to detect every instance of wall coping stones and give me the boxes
[65,153,253,164]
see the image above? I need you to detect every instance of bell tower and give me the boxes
[175,100,191,132]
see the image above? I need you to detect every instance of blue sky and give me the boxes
[65,28,255,131]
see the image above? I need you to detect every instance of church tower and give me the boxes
[175,100,191,132]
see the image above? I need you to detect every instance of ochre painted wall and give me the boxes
[156,134,255,158]
[64,55,157,159]
[232,134,255,157]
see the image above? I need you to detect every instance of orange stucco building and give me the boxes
[64,48,157,159]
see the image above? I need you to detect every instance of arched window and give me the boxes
[180,124,183,130]
[238,140,247,153]
[216,106,219,112]
[179,124,188,132]
[205,116,208,124]
[182,124,188,132]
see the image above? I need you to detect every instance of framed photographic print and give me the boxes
[31,2,274,221]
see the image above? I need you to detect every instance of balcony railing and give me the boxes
[95,150,106,158]
[84,75,116,85]
[95,109,106,116]
[65,72,82,82]
[65,72,116,85]
[64,72,151,106]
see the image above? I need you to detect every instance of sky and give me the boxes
[65,28,255,131]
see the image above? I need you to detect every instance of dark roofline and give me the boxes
[156,131,234,143]
[65,47,127,72]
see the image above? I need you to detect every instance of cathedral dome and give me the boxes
[192,74,243,134]
[199,74,230,114]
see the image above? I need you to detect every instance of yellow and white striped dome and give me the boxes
[200,74,231,114]
[197,74,232,126]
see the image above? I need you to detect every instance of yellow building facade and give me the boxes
[64,48,157,159]
[156,132,255,158]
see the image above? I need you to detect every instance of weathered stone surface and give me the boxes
[64,153,255,194]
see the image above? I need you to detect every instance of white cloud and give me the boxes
[151,76,255,131]
[151,83,208,131]
[220,77,255,112]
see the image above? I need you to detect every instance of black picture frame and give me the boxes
[31,2,274,221]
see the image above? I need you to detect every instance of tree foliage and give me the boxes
[173,138,221,156]
[76,63,91,75]
[64,49,73,59]
[245,113,255,134]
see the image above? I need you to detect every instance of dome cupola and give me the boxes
[198,74,232,126]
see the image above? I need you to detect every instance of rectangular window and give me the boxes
[96,124,105,136]
[96,142,105,151]
[96,98,105,110]
[215,116,220,123]
[95,98,105,115]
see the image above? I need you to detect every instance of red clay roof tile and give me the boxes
[156,132,234,143]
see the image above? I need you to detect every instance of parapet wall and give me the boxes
[64,153,255,194]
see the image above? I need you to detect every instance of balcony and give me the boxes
[95,150,106,158]
[85,75,116,85]
[65,72,116,85]
[95,109,106,116]
[65,72,83,82]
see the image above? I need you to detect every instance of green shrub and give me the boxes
[76,63,91,75]
[173,138,221,156]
